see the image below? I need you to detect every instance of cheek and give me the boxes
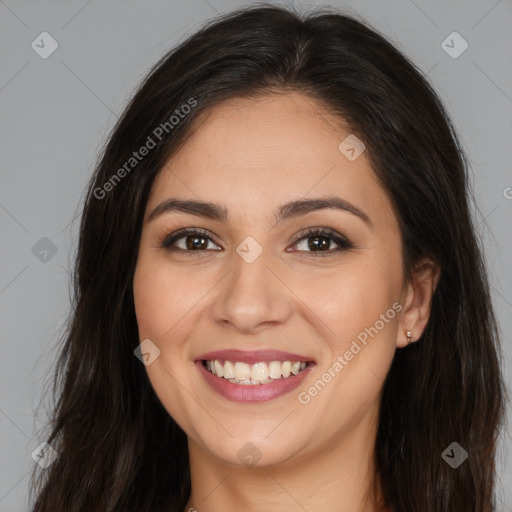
[133,257,202,341]
[292,252,401,409]
[296,270,399,428]
[133,261,170,340]
[297,259,401,346]
[132,259,202,427]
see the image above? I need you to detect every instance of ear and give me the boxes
[397,258,441,348]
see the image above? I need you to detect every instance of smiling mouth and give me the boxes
[202,359,314,385]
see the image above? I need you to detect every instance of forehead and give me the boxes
[170,92,352,177]
[148,92,394,230]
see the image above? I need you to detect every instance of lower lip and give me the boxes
[195,360,314,403]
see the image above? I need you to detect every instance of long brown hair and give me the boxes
[30,4,506,511]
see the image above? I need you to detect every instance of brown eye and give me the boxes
[183,234,209,250]
[289,227,353,255]
[161,226,353,257]
[162,228,222,253]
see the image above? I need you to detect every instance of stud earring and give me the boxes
[406,330,413,344]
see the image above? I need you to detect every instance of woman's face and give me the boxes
[133,92,413,468]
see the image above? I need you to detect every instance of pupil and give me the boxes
[186,235,207,250]
[183,235,331,251]
[309,236,329,251]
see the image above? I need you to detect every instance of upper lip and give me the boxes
[195,349,315,365]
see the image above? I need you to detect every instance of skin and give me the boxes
[133,91,440,512]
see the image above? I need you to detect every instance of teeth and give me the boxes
[268,361,282,379]
[214,360,224,378]
[204,359,310,384]
[234,362,252,381]
[223,361,235,379]
[251,362,268,381]
[291,362,301,375]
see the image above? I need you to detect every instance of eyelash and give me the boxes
[160,226,354,257]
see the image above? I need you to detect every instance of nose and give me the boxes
[211,249,292,334]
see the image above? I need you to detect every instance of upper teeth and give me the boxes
[206,360,307,384]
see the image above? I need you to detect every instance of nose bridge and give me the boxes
[231,241,271,294]
[211,238,291,332]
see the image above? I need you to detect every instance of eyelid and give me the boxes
[160,225,354,254]
[288,226,354,253]
[161,227,221,250]
[291,226,345,244]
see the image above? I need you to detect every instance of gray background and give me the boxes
[0,0,511,510]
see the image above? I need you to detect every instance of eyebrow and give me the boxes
[147,196,372,227]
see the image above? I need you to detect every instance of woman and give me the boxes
[30,4,506,511]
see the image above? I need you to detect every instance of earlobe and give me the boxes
[397,259,440,348]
